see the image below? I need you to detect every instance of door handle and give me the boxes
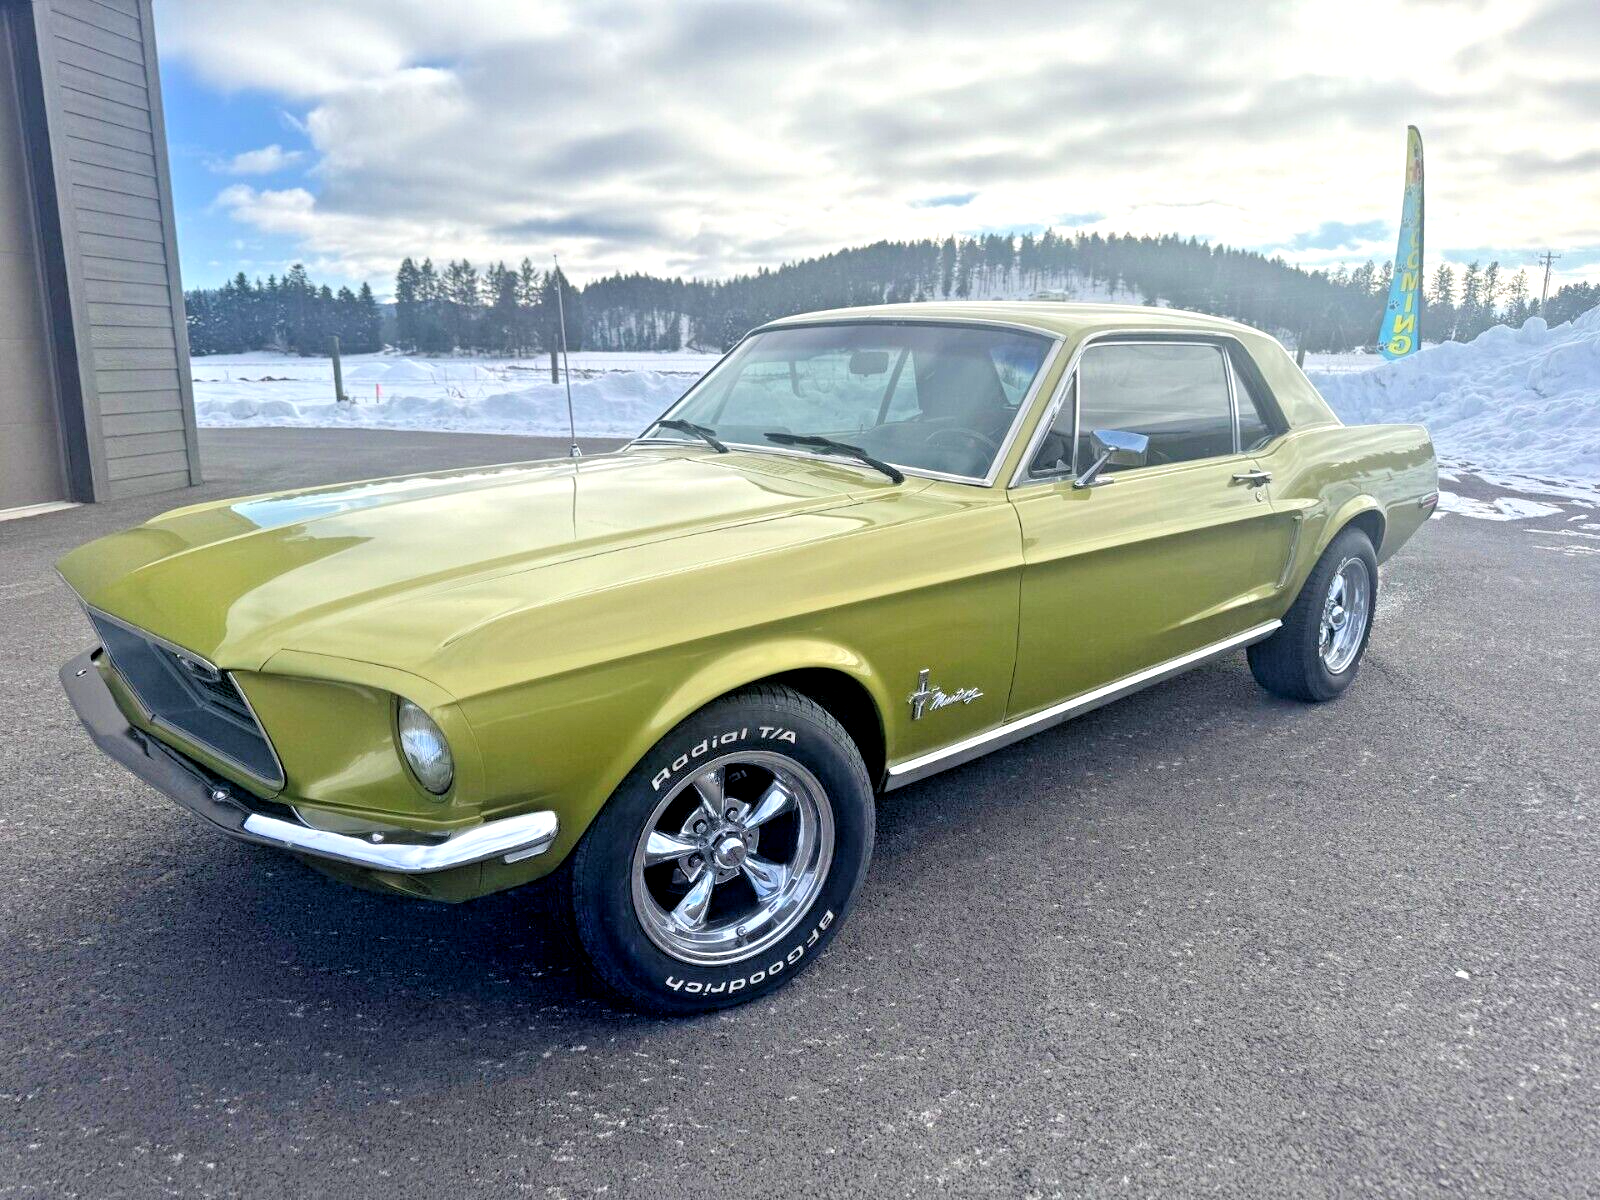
[1231,470,1272,487]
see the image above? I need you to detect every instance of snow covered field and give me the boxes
[193,308,1600,498]
[192,351,718,439]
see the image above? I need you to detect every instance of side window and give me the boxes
[1231,358,1278,451]
[1075,343,1234,472]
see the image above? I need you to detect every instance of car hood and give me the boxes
[58,448,902,672]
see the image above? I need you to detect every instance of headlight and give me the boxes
[396,699,454,795]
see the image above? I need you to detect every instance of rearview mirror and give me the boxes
[1073,428,1150,489]
[848,350,891,376]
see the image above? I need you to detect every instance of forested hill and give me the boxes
[581,232,1558,353]
[187,230,1591,357]
[584,232,1391,353]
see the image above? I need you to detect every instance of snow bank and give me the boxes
[1307,307,1600,482]
[196,370,689,439]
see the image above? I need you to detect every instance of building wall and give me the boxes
[7,0,200,504]
[0,7,67,509]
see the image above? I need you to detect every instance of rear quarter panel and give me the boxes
[1257,422,1437,593]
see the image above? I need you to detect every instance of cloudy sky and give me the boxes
[153,0,1600,295]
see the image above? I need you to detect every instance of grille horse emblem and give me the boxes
[175,654,223,684]
[908,669,983,720]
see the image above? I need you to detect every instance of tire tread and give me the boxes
[1248,526,1376,702]
[570,683,872,1014]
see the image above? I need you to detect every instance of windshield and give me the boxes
[652,322,1054,480]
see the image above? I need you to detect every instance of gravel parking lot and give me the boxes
[2,429,1597,1198]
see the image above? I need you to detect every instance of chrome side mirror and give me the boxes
[1073,429,1150,489]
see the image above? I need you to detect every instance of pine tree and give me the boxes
[1478,260,1502,336]
[1455,261,1483,342]
[415,260,448,352]
[486,261,520,353]
[1424,262,1457,342]
[440,259,481,350]
[394,257,421,350]
[333,285,357,352]
[1429,263,1455,307]
[1545,282,1600,325]
[1503,270,1532,327]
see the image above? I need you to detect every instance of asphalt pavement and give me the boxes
[2,428,1597,1198]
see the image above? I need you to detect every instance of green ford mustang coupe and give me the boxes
[58,302,1437,1012]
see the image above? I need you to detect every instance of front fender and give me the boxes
[462,633,893,898]
[649,637,892,758]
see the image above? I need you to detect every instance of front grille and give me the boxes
[181,663,255,725]
[90,612,284,788]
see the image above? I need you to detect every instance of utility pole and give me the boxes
[1537,250,1561,309]
[554,255,579,459]
[330,334,348,404]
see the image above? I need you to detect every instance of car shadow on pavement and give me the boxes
[870,656,1289,869]
[6,651,1297,1149]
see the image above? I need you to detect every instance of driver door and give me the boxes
[1006,339,1295,717]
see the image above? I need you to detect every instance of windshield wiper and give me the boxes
[651,418,728,453]
[763,433,904,484]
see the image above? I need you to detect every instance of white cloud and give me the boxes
[158,0,1600,287]
[213,144,304,175]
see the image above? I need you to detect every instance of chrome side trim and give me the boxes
[1277,515,1304,590]
[634,320,1067,489]
[1225,349,1244,453]
[883,620,1282,790]
[240,810,559,874]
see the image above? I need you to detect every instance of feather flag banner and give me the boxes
[1379,126,1425,360]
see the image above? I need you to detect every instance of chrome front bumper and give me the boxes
[60,649,558,875]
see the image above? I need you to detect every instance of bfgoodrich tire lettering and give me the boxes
[571,684,874,1014]
[1248,525,1378,702]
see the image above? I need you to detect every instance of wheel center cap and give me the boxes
[712,834,748,871]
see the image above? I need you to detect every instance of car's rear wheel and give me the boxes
[570,684,874,1014]
[1248,525,1378,702]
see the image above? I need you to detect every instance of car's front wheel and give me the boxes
[1248,524,1378,702]
[570,684,874,1014]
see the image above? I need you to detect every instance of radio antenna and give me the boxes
[554,254,579,458]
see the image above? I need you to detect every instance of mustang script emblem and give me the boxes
[908,669,983,720]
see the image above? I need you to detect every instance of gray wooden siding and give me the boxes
[34,0,198,499]
[0,8,69,508]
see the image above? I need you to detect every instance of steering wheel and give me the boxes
[923,427,1000,457]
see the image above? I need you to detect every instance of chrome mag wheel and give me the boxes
[1320,556,1371,675]
[629,751,834,966]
